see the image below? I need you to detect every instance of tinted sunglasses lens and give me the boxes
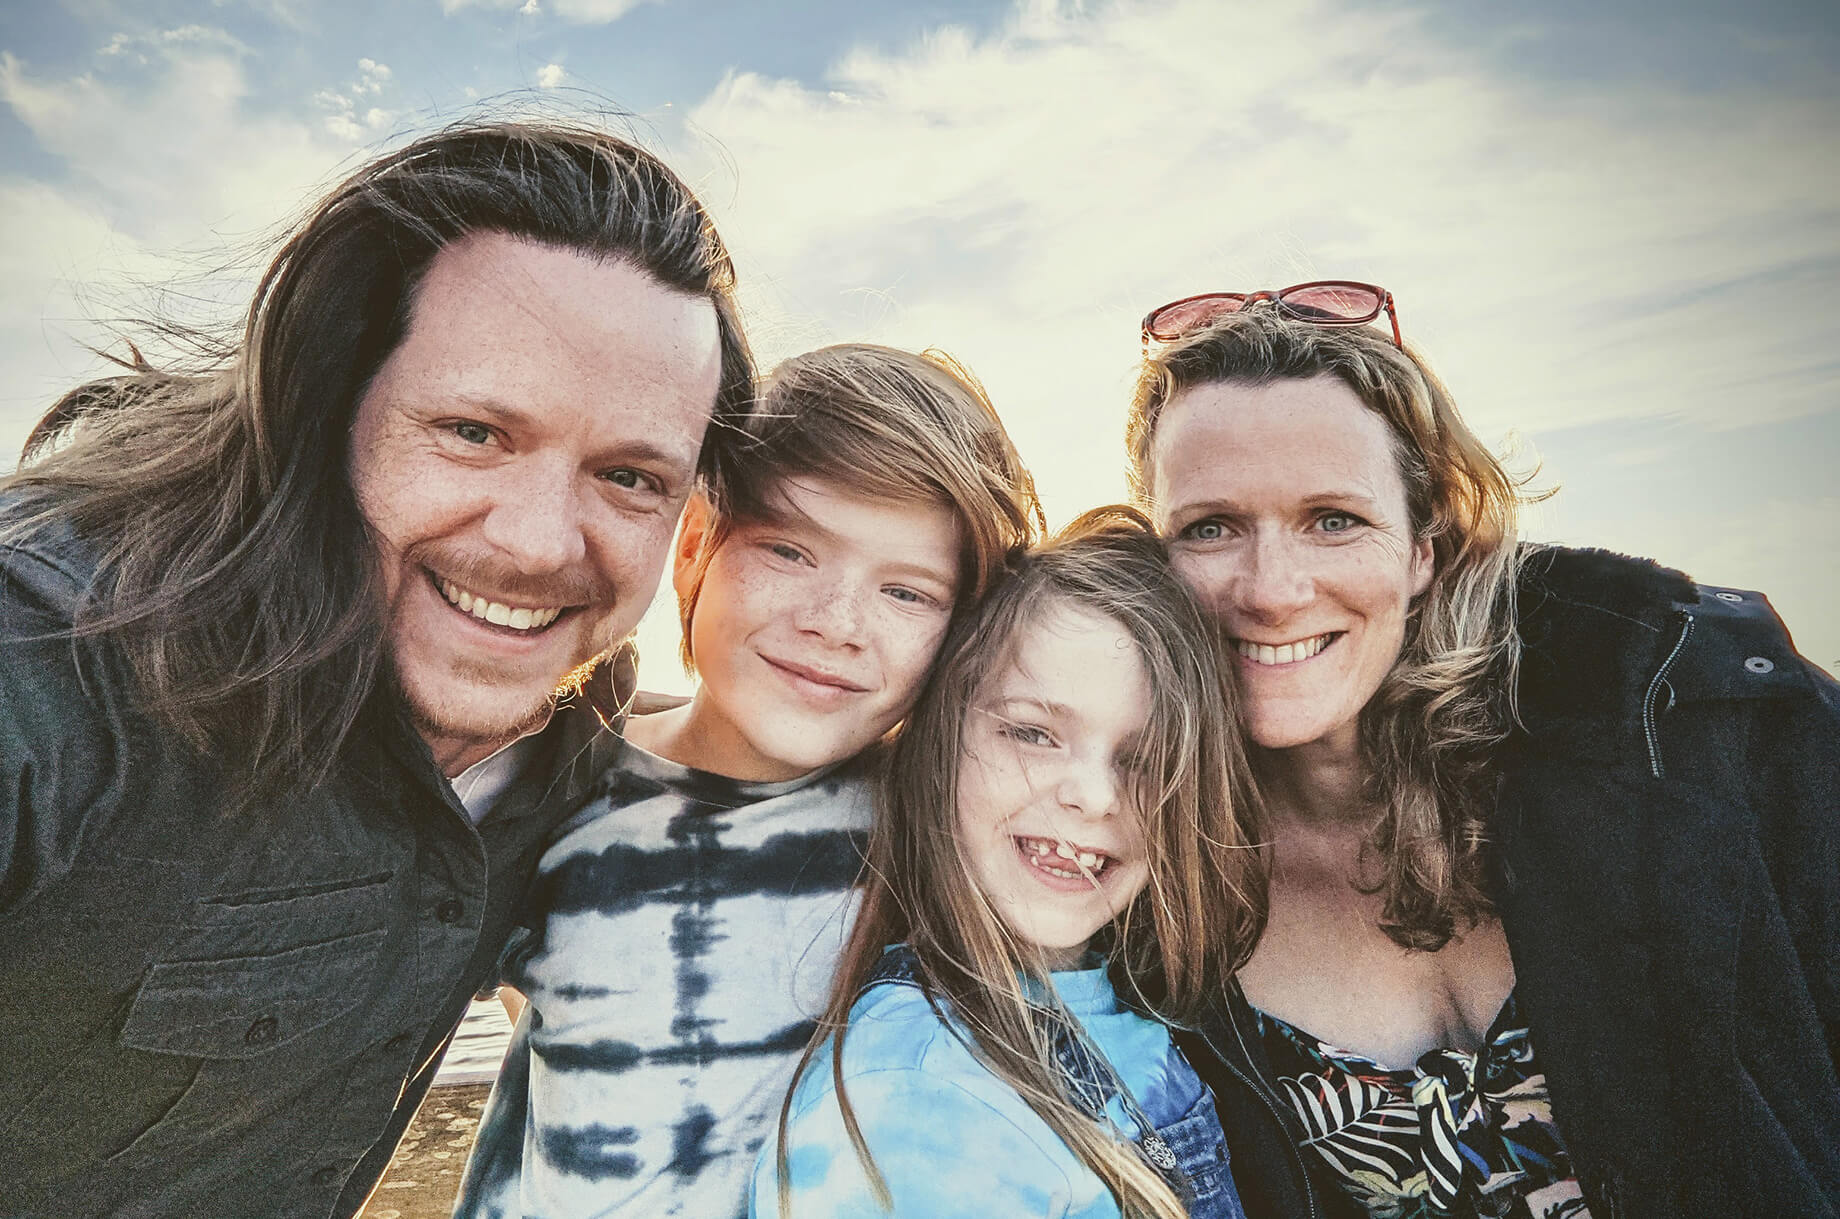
[1280,283,1381,323]
[1147,295,1246,340]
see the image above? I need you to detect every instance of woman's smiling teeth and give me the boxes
[1015,835,1112,878]
[438,577,564,631]
[1235,632,1339,666]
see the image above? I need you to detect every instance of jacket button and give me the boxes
[1744,656,1775,674]
[1714,591,1743,602]
[245,1015,280,1046]
[434,898,465,924]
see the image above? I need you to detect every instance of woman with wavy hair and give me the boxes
[1127,288,1839,1219]
[754,508,1265,1218]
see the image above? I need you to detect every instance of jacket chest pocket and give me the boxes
[120,927,390,1059]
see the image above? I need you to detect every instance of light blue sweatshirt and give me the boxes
[750,963,1211,1218]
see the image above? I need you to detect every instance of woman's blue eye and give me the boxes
[453,422,491,445]
[1184,520,1225,542]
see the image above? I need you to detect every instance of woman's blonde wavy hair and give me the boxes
[1126,307,1536,950]
[775,507,1266,1218]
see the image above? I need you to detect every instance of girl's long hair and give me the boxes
[1,121,752,801]
[1127,307,1536,950]
[776,506,1266,1219]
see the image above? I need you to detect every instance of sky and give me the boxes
[3,0,1837,688]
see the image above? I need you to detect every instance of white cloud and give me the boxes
[0,36,359,453]
[355,57,392,94]
[535,62,566,89]
[441,0,658,22]
[316,57,400,140]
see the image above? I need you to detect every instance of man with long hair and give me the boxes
[0,121,753,1218]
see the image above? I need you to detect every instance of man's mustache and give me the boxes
[404,541,618,609]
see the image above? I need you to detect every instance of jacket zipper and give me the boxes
[1201,1007,1320,1219]
[1642,613,1694,779]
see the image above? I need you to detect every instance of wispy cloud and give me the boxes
[440,0,660,22]
[315,56,399,139]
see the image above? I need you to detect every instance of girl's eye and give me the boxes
[999,722,1054,748]
[883,586,935,607]
[453,422,492,445]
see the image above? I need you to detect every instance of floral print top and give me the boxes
[1256,992,1591,1219]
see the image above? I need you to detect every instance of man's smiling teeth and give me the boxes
[1017,835,1111,877]
[1236,633,1336,666]
[439,579,563,631]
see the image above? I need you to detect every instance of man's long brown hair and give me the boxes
[775,507,1266,1219]
[2,121,753,796]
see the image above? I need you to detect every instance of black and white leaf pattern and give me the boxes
[1257,994,1592,1219]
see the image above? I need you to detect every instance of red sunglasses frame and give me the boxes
[1140,280,1402,351]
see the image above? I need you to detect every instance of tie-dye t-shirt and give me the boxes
[455,740,870,1219]
[751,963,1209,1218]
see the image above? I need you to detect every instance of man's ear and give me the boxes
[672,492,716,604]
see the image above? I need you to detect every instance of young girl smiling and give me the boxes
[753,508,1265,1219]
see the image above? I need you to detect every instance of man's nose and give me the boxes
[480,465,588,574]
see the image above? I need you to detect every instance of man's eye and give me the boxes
[1318,513,1362,534]
[1181,519,1225,542]
[453,422,492,445]
[603,468,646,490]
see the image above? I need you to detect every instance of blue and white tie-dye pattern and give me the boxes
[752,964,1231,1218]
[456,742,870,1219]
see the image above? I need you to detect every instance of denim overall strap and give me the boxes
[860,948,1201,1208]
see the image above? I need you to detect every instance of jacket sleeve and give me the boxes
[0,543,121,915]
[751,1064,1105,1218]
[1756,652,1840,1063]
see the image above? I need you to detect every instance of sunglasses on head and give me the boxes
[1140,280,1401,352]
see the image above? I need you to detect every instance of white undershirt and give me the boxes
[450,733,543,824]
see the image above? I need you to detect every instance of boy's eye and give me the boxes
[767,542,808,563]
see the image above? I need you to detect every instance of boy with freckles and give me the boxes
[454,344,1042,1219]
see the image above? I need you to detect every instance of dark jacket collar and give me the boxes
[1512,545,1695,763]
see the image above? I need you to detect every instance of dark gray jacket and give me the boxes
[0,497,629,1218]
[1177,546,1840,1219]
